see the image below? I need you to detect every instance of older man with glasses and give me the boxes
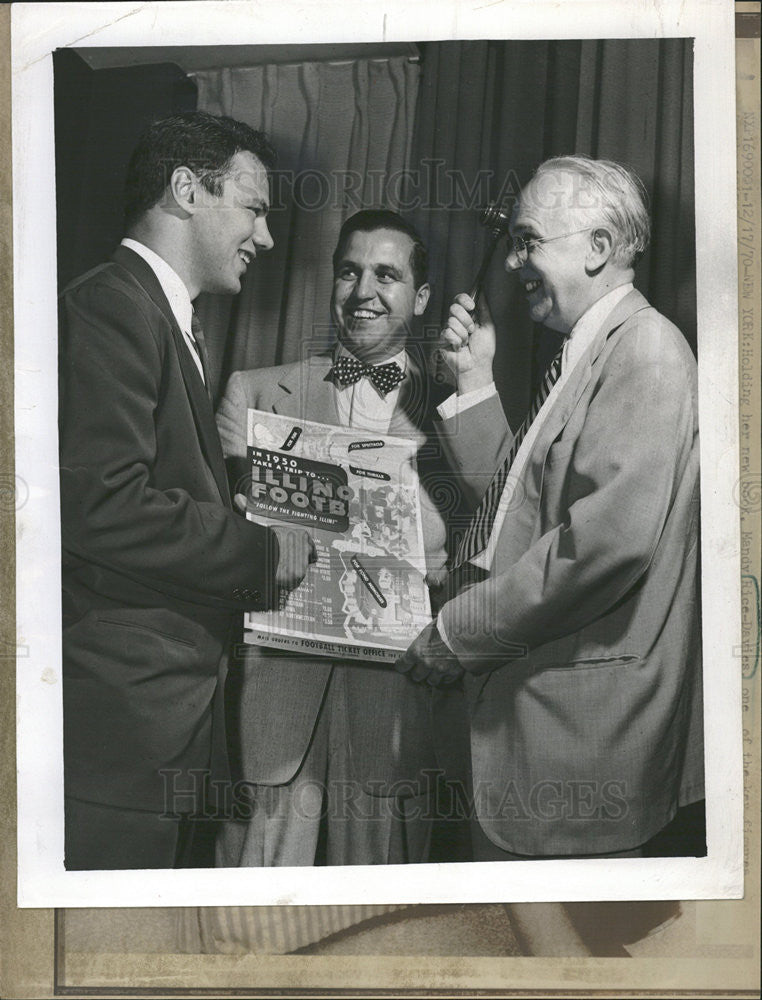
[397,155,705,866]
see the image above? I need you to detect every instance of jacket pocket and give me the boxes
[95,614,198,649]
[536,654,641,672]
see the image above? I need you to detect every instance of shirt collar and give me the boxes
[121,238,194,335]
[568,283,634,342]
[563,283,634,370]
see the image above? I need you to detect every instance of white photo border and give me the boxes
[13,0,744,907]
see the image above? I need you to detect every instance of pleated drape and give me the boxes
[409,39,695,428]
[192,57,421,401]
[575,39,696,358]
[192,41,693,420]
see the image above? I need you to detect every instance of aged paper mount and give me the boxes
[9,0,745,913]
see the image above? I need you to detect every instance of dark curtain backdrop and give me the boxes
[192,56,421,401]
[53,50,197,290]
[55,40,695,424]
[407,39,695,429]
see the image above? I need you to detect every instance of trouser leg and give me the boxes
[325,669,432,866]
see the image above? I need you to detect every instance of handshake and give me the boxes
[270,523,317,592]
[234,493,317,595]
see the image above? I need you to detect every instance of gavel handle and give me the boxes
[467,229,503,305]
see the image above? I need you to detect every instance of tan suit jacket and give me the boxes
[437,290,704,854]
[216,350,451,793]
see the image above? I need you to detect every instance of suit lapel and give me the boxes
[111,245,231,506]
[389,350,431,445]
[269,353,341,424]
[466,291,652,698]
[492,288,651,550]
[530,288,651,461]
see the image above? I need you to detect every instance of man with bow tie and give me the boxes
[214,209,457,866]
[396,156,704,864]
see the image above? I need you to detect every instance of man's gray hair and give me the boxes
[533,155,651,267]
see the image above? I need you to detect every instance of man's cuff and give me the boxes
[437,381,497,420]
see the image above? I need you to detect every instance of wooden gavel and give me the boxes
[435,202,514,369]
[467,203,513,305]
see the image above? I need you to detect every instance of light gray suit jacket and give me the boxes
[437,290,704,854]
[216,350,453,794]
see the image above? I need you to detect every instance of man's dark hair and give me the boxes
[333,209,428,289]
[123,111,276,230]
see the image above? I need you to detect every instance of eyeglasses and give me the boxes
[508,228,592,267]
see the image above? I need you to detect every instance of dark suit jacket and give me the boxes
[437,290,704,854]
[59,245,279,812]
[215,351,454,794]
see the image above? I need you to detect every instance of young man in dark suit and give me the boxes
[59,111,315,870]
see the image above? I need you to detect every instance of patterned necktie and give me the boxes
[454,345,565,567]
[329,355,406,396]
[189,310,212,400]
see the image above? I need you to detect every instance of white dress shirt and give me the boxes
[333,344,407,433]
[121,238,204,383]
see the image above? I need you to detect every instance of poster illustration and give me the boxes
[244,409,432,660]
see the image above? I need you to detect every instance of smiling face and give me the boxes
[190,150,274,296]
[507,172,595,334]
[331,228,430,363]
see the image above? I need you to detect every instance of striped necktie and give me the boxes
[454,345,565,567]
[189,310,212,400]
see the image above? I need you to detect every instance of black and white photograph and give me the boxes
[12,0,744,915]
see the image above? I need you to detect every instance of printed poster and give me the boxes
[243,408,433,661]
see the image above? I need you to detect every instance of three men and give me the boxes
[398,155,704,860]
[60,119,703,870]
[59,112,314,870]
[214,210,454,866]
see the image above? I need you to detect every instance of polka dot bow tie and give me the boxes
[329,356,406,395]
